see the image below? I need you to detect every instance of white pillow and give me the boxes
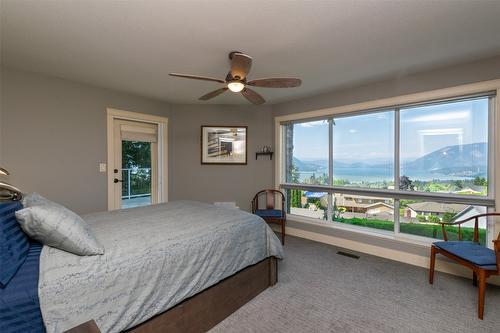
[22,192,51,207]
[16,194,104,256]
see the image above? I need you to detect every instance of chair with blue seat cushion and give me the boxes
[254,209,284,218]
[252,190,286,245]
[429,212,500,320]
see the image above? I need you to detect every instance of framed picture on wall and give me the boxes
[201,126,247,165]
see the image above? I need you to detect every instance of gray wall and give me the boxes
[0,67,274,214]
[1,67,172,213]
[273,55,500,116]
[169,104,273,211]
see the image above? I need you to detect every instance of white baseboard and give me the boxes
[274,225,500,286]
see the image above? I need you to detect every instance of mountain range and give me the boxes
[403,142,487,176]
[293,142,487,177]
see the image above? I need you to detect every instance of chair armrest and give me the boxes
[438,222,450,242]
[437,213,500,243]
[494,238,500,273]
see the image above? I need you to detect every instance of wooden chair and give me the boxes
[252,189,286,245]
[429,212,500,319]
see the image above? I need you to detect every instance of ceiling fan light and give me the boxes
[227,81,245,92]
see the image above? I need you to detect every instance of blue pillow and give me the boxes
[0,201,29,287]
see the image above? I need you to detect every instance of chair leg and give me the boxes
[429,245,437,284]
[473,271,478,287]
[280,220,285,245]
[478,270,486,320]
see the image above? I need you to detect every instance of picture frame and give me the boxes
[201,126,248,165]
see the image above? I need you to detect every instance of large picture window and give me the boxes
[279,92,495,245]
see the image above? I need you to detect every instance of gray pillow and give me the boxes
[16,195,104,256]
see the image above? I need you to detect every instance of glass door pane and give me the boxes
[121,141,152,208]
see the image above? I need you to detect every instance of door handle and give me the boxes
[114,178,124,183]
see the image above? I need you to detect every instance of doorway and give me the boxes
[107,109,168,210]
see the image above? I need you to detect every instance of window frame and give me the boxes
[275,80,500,247]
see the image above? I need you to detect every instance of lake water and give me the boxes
[297,167,477,183]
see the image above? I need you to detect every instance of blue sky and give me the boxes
[292,98,489,163]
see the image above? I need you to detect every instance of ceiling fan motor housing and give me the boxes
[226,72,246,82]
[228,51,244,60]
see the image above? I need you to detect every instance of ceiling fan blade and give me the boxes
[241,87,265,105]
[169,73,226,83]
[230,53,252,80]
[199,87,228,100]
[247,78,302,88]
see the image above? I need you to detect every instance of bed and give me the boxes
[1,200,284,333]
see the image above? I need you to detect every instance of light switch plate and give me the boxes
[99,163,106,173]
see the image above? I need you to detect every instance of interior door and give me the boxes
[112,119,158,209]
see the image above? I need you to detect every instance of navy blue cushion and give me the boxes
[0,241,44,333]
[434,241,497,267]
[0,201,29,287]
[255,209,284,218]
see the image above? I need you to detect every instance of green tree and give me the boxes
[308,173,317,184]
[307,197,322,208]
[428,215,441,223]
[122,141,151,168]
[334,179,349,186]
[399,175,415,191]
[122,141,152,195]
[416,214,427,222]
[289,164,302,208]
[427,183,448,192]
[453,180,463,190]
[473,176,487,186]
[400,199,417,208]
[442,212,457,223]
[290,164,300,183]
[316,173,329,185]
[290,189,302,208]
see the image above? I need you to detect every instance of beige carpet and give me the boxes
[211,236,500,333]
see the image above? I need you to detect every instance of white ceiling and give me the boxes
[2,0,500,105]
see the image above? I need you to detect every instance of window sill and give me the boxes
[286,213,434,248]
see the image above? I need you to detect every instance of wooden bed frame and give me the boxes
[66,256,278,333]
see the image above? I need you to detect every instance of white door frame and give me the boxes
[106,108,168,210]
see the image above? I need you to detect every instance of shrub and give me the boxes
[416,214,427,222]
[427,215,441,223]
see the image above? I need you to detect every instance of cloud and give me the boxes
[299,120,328,128]
[403,110,469,123]
[348,129,357,133]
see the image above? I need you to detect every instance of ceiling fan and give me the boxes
[169,51,301,105]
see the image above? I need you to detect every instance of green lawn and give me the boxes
[334,217,486,245]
